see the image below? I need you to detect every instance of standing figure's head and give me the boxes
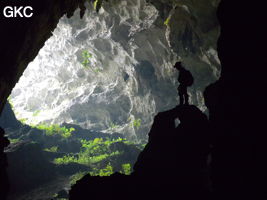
[174,61,182,70]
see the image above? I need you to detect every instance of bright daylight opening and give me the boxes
[9,1,177,141]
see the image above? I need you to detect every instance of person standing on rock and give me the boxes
[174,61,194,105]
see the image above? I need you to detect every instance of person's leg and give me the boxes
[180,95,184,105]
[184,88,189,105]
[184,94,189,105]
[178,85,184,105]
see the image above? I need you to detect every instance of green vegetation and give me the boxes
[54,155,76,165]
[9,138,20,144]
[35,124,75,138]
[69,162,131,186]
[121,163,131,175]
[70,171,88,185]
[32,110,41,117]
[7,96,14,110]
[128,117,142,129]
[81,50,92,68]
[109,122,118,130]
[6,96,144,183]
[53,137,141,176]
[81,50,101,72]
[69,162,131,185]
[141,143,146,149]
[20,118,28,124]
[54,138,123,166]
[54,151,120,166]
[128,118,141,129]
[133,118,141,129]
[94,0,103,12]
[93,0,99,10]
[44,146,58,153]
[164,16,171,26]
[91,163,113,176]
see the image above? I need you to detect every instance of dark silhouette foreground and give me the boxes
[0,128,10,200]
[69,105,211,200]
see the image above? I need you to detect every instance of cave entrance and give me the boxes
[1,1,221,199]
[8,0,179,142]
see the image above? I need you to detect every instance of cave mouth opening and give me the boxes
[3,0,221,199]
[8,0,181,142]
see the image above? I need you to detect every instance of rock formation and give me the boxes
[204,1,267,199]
[69,105,212,200]
[5,141,56,196]
[0,128,10,200]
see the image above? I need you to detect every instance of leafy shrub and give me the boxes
[54,155,76,165]
[81,50,101,72]
[121,163,131,175]
[91,163,113,176]
[81,50,92,68]
[54,138,123,166]
[53,137,142,176]
[128,117,142,129]
[133,119,141,129]
[35,124,75,138]
[109,122,118,130]
[44,146,58,153]
[9,138,20,144]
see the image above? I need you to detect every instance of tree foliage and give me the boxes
[121,163,131,175]
[53,137,139,177]
[35,124,75,138]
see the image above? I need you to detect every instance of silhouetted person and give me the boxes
[174,62,194,105]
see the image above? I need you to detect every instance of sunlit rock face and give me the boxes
[10,0,220,141]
